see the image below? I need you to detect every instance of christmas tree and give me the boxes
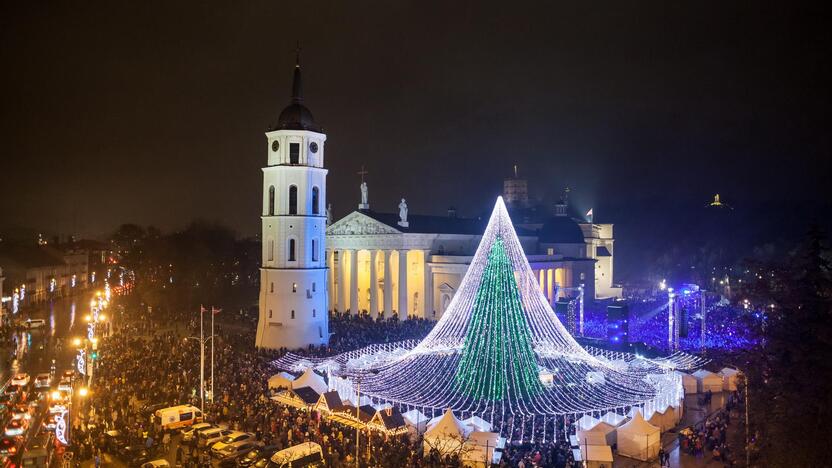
[454,235,543,400]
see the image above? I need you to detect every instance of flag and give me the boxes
[586,208,593,217]
[200,305,207,314]
[212,307,222,315]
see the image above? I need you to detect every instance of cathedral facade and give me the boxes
[325,181,622,322]
[257,59,621,349]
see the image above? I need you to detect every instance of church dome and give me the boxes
[277,102,321,132]
[273,56,322,133]
[538,216,585,244]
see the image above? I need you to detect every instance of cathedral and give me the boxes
[256,59,621,350]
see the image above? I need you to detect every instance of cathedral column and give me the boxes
[337,250,347,313]
[349,250,359,315]
[369,250,379,319]
[398,250,408,320]
[423,250,433,319]
[326,249,335,310]
[383,250,393,319]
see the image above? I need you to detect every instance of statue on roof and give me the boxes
[398,198,409,228]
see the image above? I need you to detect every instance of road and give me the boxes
[1,292,98,466]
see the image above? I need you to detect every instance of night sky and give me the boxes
[1,2,829,242]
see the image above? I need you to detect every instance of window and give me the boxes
[312,239,318,262]
[268,186,275,215]
[291,310,295,319]
[269,310,272,318]
[292,282,298,293]
[289,143,299,164]
[312,186,320,214]
[288,239,296,261]
[312,282,316,292]
[268,240,274,261]
[313,309,316,318]
[547,247,554,255]
[289,186,298,214]
[270,282,274,293]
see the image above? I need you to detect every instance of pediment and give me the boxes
[327,212,401,236]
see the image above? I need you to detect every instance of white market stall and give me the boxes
[719,367,740,391]
[692,370,723,393]
[403,409,429,434]
[574,444,614,468]
[616,411,661,461]
[423,410,471,455]
[268,372,296,390]
[577,421,617,446]
[600,411,627,427]
[681,372,699,394]
[292,367,328,395]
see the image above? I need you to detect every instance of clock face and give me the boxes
[271,140,280,152]
[309,142,318,153]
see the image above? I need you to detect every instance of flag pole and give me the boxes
[211,307,215,403]
[200,305,205,415]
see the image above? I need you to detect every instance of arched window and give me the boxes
[291,310,295,319]
[312,239,318,262]
[267,239,274,261]
[289,185,298,215]
[313,309,316,318]
[268,186,275,215]
[270,282,274,293]
[288,239,296,261]
[269,310,273,318]
[311,186,320,215]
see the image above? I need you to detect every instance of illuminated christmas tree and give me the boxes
[455,236,542,400]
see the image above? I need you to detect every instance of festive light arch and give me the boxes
[274,197,703,440]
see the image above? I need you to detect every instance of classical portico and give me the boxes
[326,210,593,320]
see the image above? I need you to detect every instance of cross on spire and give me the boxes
[357,165,369,183]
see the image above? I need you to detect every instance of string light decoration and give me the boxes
[274,197,703,440]
[454,237,542,400]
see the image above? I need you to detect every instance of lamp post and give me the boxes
[185,306,214,415]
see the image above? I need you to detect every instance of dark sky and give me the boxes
[1,1,829,239]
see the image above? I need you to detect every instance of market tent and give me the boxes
[616,410,661,461]
[719,368,740,391]
[368,407,408,435]
[647,407,674,432]
[423,409,471,455]
[600,411,627,427]
[292,368,328,395]
[402,409,429,433]
[664,405,680,426]
[681,373,698,394]
[268,372,295,390]
[575,414,600,431]
[692,370,723,393]
[462,431,501,468]
[315,391,345,414]
[463,416,493,433]
[578,444,614,468]
[577,421,617,446]
[271,387,320,409]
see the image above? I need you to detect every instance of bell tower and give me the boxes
[255,52,329,349]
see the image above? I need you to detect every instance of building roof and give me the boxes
[538,216,586,244]
[0,244,66,269]
[320,391,345,412]
[358,210,537,236]
[274,55,322,133]
[372,407,407,430]
[292,387,321,405]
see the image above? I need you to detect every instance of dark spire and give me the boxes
[274,43,322,132]
[291,42,303,103]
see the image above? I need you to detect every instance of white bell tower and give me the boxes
[255,53,329,349]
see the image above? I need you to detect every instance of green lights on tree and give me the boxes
[454,236,542,400]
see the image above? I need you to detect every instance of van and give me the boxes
[154,405,203,430]
[269,442,324,467]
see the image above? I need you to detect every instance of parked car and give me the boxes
[3,385,22,397]
[181,422,213,442]
[0,394,18,411]
[57,378,71,393]
[237,444,279,466]
[22,319,46,330]
[213,439,262,461]
[210,431,253,455]
[10,374,30,387]
[197,428,233,448]
[103,430,125,454]
[34,374,51,389]
[5,418,29,437]
[10,403,33,421]
[140,460,170,468]
[118,445,151,466]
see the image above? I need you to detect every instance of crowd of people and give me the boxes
[73,299,742,467]
[679,390,743,465]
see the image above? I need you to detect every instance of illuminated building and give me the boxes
[255,55,329,350]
